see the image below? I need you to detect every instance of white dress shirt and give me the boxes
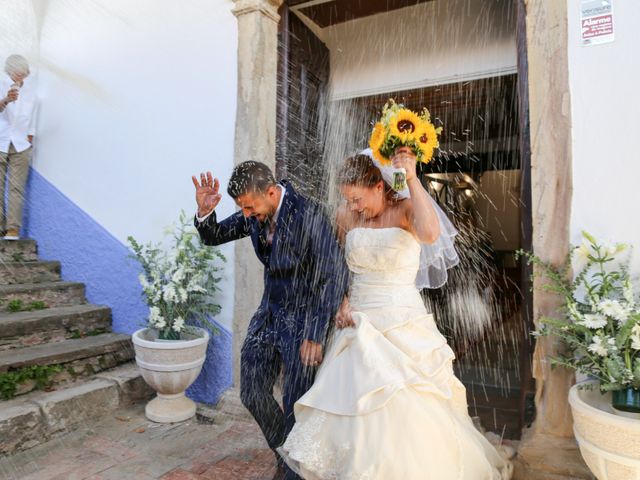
[0,74,38,153]
[266,184,285,243]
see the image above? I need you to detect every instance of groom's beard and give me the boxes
[260,206,277,226]
[259,214,274,229]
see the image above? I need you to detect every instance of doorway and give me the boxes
[277,0,533,440]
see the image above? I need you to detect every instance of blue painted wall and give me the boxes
[22,168,232,404]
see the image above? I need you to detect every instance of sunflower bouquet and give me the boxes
[369,99,442,168]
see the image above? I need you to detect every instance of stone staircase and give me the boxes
[0,239,153,456]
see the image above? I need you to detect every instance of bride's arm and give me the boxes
[335,205,350,247]
[334,206,355,328]
[392,147,440,244]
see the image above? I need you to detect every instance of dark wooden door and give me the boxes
[276,5,330,200]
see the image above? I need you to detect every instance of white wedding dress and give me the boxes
[279,227,513,480]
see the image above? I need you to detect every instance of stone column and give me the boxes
[230,0,283,387]
[516,1,591,478]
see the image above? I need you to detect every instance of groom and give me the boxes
[192,161,348,480]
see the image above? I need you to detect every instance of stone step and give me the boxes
[0,333,134,397]
[0,281,86,312]
[0,260,61,285]
[0,239,38,263]
[0,305,112,351]
[0,362,153,456]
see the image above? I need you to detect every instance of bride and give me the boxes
[278,147,513,479]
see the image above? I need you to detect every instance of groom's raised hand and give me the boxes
[192,171,222,218]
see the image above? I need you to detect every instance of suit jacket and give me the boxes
[195,181,349,345]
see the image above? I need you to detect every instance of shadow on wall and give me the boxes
[21,167,232,404]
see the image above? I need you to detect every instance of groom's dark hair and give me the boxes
[227,161,277,198]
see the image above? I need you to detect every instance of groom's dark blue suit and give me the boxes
[195,180,348,479]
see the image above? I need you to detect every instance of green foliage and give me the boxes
[7,299,48,313]
[6,299,22,312]
[128,211,226,340]
[0,365,63,400]
[517,232,640,392]
[69,328,106,340]
[10,252,25,262]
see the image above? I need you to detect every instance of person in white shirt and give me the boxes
[0,54,38,240]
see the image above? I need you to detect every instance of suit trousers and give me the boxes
[240,325,316,480]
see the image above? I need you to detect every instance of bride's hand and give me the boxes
[391,147,417,181]
[300,340,323,367]
[335,296,355,329]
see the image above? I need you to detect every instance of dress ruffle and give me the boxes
[297,310,457,416]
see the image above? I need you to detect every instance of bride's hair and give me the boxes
[339,154,398,201]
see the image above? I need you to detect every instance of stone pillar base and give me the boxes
[515,431,595,479]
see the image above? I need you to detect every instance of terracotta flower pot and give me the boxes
[132,327,209,423]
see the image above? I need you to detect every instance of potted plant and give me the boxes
[128,212,225,423]
[519,232,640,478]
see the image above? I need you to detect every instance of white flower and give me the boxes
[163,284,177,302]
[588,335,611,356]
[623,280,636,305]
[187,273,207,293]
[149,306,161,323]
[148,306,167,329]
[172,317,185,332]
[172,267,186,283]
[581,313,607,329]
[575,243,590,260]
[152,290,162,303]
[572,242,592,276]
[631,325,640,350]
[188,284,207,293]
[598,299,629,323]
[178,288,188,302]
[601,241,617,258]
[138,274,149,289]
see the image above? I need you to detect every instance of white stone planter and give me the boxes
[132,327,209,423]
[569,380,640,480]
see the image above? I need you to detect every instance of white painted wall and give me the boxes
[0,1,38,60]
[2,0,239,330]
[567,0,640,269]
[322,0,517,100]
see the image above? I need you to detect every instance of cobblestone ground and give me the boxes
[0,405,276,480]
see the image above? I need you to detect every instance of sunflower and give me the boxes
[369,122,391,165]
[369,122,385,153]
[415,120,440,164]
[372,147,390,166]
[389,108,421,143]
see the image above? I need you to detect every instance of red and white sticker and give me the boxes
[581,0,614,46]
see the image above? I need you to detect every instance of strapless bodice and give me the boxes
[345,227,422,309]
[345,227,420,286]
